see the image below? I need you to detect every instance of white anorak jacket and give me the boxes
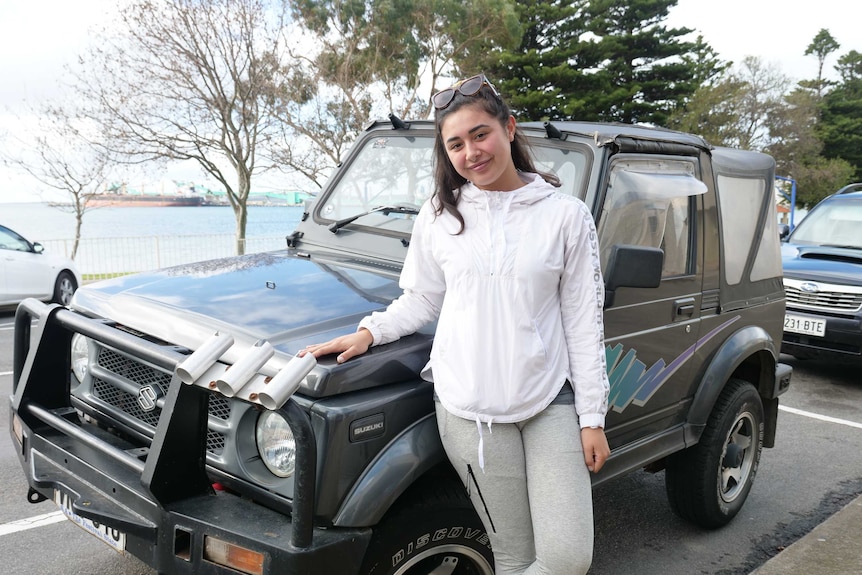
[359,173,609,428]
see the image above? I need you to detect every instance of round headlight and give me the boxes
[71,334,90,383]
[256,411,296,478]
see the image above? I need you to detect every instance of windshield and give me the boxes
[317,136,435,235]
[790,197,862,249]
[316,132,590,235]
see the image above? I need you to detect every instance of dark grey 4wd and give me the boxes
[10,119,791,575]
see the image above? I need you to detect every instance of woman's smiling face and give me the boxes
[439,105,523,192]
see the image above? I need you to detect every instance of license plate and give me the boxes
[784,313,826,337]
[53,490,126,554]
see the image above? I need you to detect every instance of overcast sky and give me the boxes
[1,0,860,203]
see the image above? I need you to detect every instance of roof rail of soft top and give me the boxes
[359,117,715,154]
[362,117,433,132]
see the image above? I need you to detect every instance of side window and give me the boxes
[716,174,781,283]
[531,144,590,200]
[598,158,706,279]
[0,227,30,252]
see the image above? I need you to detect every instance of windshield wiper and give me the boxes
[328,204,420,233]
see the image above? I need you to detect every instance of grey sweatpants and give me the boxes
[436,402,594,575]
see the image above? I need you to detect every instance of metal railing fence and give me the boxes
[42,234,287,280]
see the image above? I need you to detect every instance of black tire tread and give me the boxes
[359,466,491,575]
[52,271,77,305]
[666,378,763,529]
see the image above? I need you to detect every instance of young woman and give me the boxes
[303,74,610,575]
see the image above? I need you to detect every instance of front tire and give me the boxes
[360,481,494,575]
[666,378,764,529]
[52,271,77,306]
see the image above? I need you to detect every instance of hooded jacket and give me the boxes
[359,173,609,428]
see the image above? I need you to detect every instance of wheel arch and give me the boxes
[52,269,79,304]
[332,413,448,528]
[56,268,79,285]
[686,325,779,447]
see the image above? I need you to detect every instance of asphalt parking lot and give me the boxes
[1,312,860,574]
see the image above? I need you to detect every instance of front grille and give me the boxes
[91,346,231,454]
[785,285,862,311]
[93,377,162,426]
[783,333,862,355]
[98,347,171,392]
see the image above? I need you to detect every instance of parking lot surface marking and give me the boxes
[780,404,862,430]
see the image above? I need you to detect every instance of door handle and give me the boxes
[674,298,696,319]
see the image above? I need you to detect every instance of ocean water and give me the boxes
[0,202,308,276]
[0,202,306,241]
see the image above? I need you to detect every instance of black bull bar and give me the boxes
[11,298,318,549]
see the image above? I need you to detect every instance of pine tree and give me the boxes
[480,0,599,120]
[820,50,862,180]
[583,0,721,125]
[481,0,722,125]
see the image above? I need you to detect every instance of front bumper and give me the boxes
[782,308,862,360]
[9,299,370,574]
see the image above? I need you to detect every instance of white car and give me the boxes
[0,224,81,308]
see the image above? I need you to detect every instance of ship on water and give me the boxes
[86,181,312,207]
[88,181,208,207]
[88,193,206,207]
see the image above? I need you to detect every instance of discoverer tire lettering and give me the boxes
[360,484,494,575]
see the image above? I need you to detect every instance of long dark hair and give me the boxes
[432,84,559,234]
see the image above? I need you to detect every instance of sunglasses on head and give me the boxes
[432,74,501,110]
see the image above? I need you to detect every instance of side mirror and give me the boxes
[604,245,663,309]
[32,242,45,254]
[777,223,790,241]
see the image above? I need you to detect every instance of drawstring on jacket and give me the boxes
[475,416,493,471]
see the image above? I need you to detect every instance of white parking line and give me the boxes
[0,511,66,536]
[780,404,862,430]
[0,371,11,377]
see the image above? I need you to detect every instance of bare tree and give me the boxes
[1,103,110,259]
[669,56,789,151]
[76,0,287,254]
[731,56,791,150]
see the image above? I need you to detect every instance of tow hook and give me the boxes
[27,488,48,504]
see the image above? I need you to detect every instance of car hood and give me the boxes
[781,242,862,285]
[73,250,404,357]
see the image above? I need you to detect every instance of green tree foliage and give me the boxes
[582,0,722,125]
[417,0,522,96]
[277,0,521,188]
[479,0,596,120]
[287,0,520,118]
[485,0,722,125]
[768,88,854,207]
[820,50,862,181]
[800,28,840,99]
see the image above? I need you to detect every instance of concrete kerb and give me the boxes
[749,494,862,575]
